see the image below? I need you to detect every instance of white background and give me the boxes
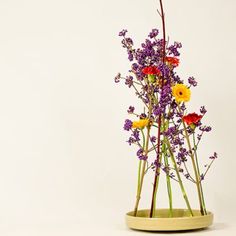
[0,0,235,235]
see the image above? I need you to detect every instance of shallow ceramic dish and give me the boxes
[126,209,213,231]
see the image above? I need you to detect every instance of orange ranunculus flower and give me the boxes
[183,113,203,125]
[165,57,179,67]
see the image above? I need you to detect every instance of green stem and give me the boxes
[136,129,146,200]
[136,160,142,197]
[152,154,163,217]
[177,104,205,215]
[164,120,173,217]
[183,122,204,215]
[193,133,207,215]
[163,145,173,217]
[133,126,151,216]
[165,138,193,216]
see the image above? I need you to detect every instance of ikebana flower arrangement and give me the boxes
[114,0,217,232]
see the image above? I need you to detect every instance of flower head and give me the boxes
[114,73,121,83]
[132,119,149,129]
[209,152,218,160]
[172,84,191,102]
[127,106,135,114]
[123,119,133,131]
[188,77,197,87]
[142,66,160,75]
[165,57,179,67]
[148,29,159,38]
[118,29,128,37]
[183,113,203,126]
[200,106,207,115]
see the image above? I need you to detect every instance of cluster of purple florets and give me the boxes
[115,28,217,182]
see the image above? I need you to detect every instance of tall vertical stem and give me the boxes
[166,138,193,216]
[134,83,153,216]
[193,133,207,215]
[179,108,205,215]
[163,148,173,217]
[133,126,151,216]
[149,0,166,218]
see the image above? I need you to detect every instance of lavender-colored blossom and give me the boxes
[153,159,161,168]
[150,136,157,143]
[124,119,132,131]
[125,76,133,88]
[200,106,207,115]
[177,148,188,162]
[126,37,133,45]
[169,173,175,178]
[148,29,159,38]
[165,126,177,136]
[128,51,134,61]
[188,76,198,87]
[118,29,127,37]
[167,42,182,56]
[127,106,135,114]
[162,165,170,174]
[140,113,147,119]
[172,73,183,84]
[197,133,202,141]
[132,129,140,142]
[153,105,162,116]
[131,63,139,71]
[185,173,190,179]
[159,84,173,111]
[172,136,184,146]
[209,152,218,160]
[127,137,135,145]
[127,129,140,145]
[200,174,205,181]
[114,73,121,83]
[200,126,212,132]
[137,148,143,156]
[136,148,147,160]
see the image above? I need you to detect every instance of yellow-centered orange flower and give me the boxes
[132,119,149,129]
[172,84,191,102]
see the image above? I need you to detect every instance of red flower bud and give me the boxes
[142,66,160,75]
[183,113,203,126]
[165,57,179,67]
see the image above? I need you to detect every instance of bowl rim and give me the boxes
[126,208,213,220]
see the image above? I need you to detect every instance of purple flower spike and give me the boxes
[127,137,135,145]
[209,152,218,160]
[114,73,121,83]
[124,119,132,131]
[127,106,135,114]
[188,77,198,87]
[148,29,159,38]
[125,76,133,88]
[200,126,212,132]
[132,129,140,141]
[140,113,147,119]
[150,136,157,143]
[118,29,128,37]
[200,106,207,115]
[136,148,147,160]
